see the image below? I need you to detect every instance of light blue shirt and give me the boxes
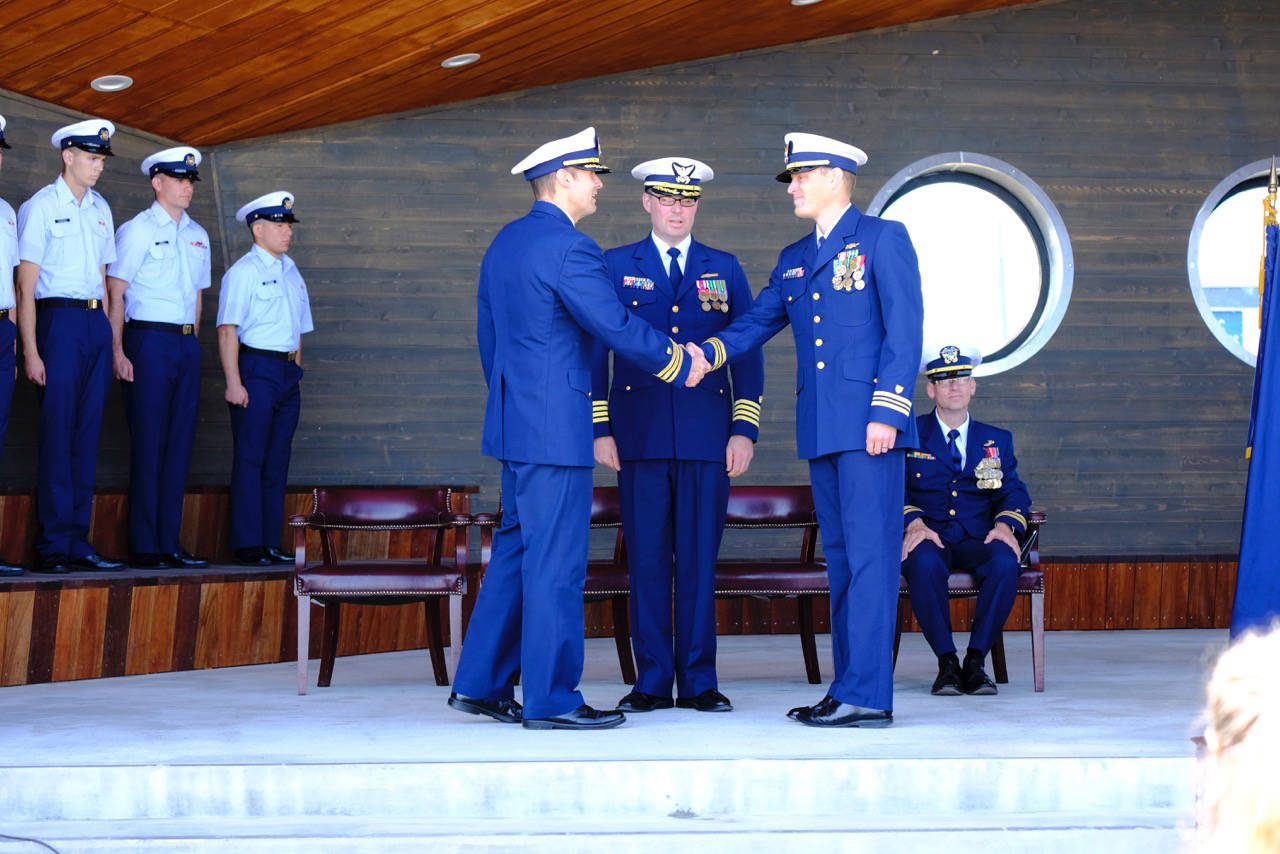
[216,243,313,352]
[0,198,16,310]
[936,411,971,469]
[108,201,211,324]
[17,175,116,299]
[650,232,691,276]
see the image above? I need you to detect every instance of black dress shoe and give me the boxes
[794,695,893,728]
[616,691,674,712]
[32,553,72,574]
[523,704,625,730]
[71,553,125,571]
[961,658,998,695]
[130,553,173,570]
[165,551,210,568]
[0,562,25,577]
[234,547,272,566]
[787,701,814,721]
[447,692,523,723]
[931,655,963,696]
[676,689,733,712]
[264,547,294,565]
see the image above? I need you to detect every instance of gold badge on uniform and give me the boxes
[832,249,865,292]
[698,275,729,312]
[975,447,1003,489]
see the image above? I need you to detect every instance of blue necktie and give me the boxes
[667,246,682,290]
[948,428,962,471]
[816,234,824,251]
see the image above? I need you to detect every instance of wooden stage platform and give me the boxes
[0,488,1241,687]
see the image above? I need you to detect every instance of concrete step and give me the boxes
[1,756,1192,822]
[0,813,1186,854]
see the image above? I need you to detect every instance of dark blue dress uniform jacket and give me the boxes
[478,202,693,466]
[905,413,1031,538]
[705,204,922,455]
[591,238,764,460]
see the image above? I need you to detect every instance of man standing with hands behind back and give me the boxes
[699,132,923,727]
[107,146,212,570]
[0,116,23,576]
[591,156,763,715]
[449,128,710,732]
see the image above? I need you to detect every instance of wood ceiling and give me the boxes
[2,0,1037,146]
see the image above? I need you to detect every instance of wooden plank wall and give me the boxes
[0,0,1270,557]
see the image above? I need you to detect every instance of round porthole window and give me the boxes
[868,152,1073,375]
[1187,160,1274,366]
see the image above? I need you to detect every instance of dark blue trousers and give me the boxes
[901,530,1020,657]
[809,448,904,712]
[228,351,301,551]
[35,306,111,559]
[453,461,590,719]
[121,327,201,555]
[0,318,15,451]
[618,459,728,699]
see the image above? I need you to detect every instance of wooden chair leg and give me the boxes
[317,600,341,688]
[424,598,449,686]
[448,594,463,677]
[296,593,310,695]
[990,630,1009,684]
[610,594,637,685]
[798,595,821,684]
[1031,590,1045,692]
[892,595,907,671]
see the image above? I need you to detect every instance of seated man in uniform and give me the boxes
[901,344,1031,696]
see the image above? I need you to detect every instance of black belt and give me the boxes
[240,344,297,363]
[37,297,100,310]
[127,319,195,335]
[0,309,9,319]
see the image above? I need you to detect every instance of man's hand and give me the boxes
[726,435,754,478]
[984,521,1020,558]
[866,421,897,455]
[225,383,249,407]
[114,351,134,382]
[25,353,45,387]
[684,342,710,387]
[594,436,621,472]
[902,518,943,561]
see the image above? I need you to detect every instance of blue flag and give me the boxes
[1231,218,1280,637]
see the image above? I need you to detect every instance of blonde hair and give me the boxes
[1198,621,1280,852]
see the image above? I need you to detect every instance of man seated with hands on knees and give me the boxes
[901,344,1031,696]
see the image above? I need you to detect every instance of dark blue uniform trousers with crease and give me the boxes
[228,350,301,551]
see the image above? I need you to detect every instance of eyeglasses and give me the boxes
[651,194,698,208]
[933,377,972,387]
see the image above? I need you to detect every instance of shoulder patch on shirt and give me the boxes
[622,276,654,290]
[782,266,805,279]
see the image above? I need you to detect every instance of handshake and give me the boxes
[683,342,712,387]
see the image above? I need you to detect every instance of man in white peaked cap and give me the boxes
[16,118,123,572]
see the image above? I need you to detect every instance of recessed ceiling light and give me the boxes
[791,0,823,5]
[90,74,133,92]
[441,53,480,69]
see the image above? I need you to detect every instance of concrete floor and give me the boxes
[0,628,1222,766]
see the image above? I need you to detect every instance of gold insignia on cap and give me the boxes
[98,127,109,141]
[673,162,695,184]
[941,345,959,364]
[184,154,195,166]
[283,197,293,210]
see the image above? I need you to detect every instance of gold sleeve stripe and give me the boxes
[593,416,610,424]
[904,505,923,515]
[996,510,1027,528]
[592,400,609,423]
[656,340,684,383]
[732,405,761,426]
[705,337,727,370]
[871,394,912,416]
[733,399,762,414]
[872,390,912,406]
